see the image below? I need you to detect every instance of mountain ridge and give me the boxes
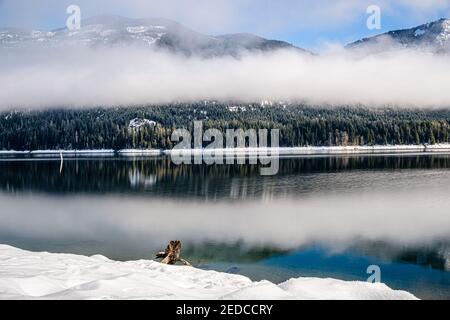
[346,18,450,54]
[0,14,309,57]
[0,15,449,56]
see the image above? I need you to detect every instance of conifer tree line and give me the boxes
[0,103,449,150]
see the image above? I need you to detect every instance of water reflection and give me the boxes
[1,154,450,299]
[1,154,450,199]
[0,191,449,261]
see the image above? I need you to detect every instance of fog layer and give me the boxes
[0,191,449,252]
[1,47,450,109]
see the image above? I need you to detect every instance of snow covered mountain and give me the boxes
[2,15,449,57]
[347,18,450,54]
[0,15,307,57]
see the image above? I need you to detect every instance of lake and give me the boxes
[0,153,449,299]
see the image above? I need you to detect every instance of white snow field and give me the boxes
[0,245,417,300]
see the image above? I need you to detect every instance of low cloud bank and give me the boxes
[1,46,450,110]
[1,191,449,251]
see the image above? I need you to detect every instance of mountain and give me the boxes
[347,18,450,54]
[2,15,449,57]
[0,15,308,57]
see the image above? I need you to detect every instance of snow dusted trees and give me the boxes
[0,103,449,150]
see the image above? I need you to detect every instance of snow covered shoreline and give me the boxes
[1,144,450,158]
[0,245,417,300]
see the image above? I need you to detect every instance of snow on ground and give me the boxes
[163,144,450,158]
[0,150,115,156]
[0,245,417,300]
[118,149,162,156]
[128,118,157,129]
[1,144,450,158]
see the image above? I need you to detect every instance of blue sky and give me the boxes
[1,0,449,51]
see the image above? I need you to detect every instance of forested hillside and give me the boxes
[1,103,449,150]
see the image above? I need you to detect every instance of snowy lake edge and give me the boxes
[1,144,450,158]
[0,244,418,300]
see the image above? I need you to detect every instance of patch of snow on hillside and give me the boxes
[126,26,166,34]
[128,118,157,129]
[228,106,247,112]
[436,20,450,45]
[127,26,151,34]
[130,35,157,45]
[414,29,425,37]
[31,30,43,38]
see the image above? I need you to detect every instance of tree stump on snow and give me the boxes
[155,240,191,266]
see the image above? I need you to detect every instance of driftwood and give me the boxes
[155,240,192,266]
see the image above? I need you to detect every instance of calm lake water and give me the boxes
[0,154,450,299]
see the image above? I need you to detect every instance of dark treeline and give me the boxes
[0,103,449,150]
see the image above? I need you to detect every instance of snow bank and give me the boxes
[0,245,417,300]
[0,150,115,157]
[117,149,162,156]
[165,144,450,157]
[2,144,450,158]
[30,150,115,156]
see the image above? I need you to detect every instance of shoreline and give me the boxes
[0,244,417,300]
[1,144,450,158]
